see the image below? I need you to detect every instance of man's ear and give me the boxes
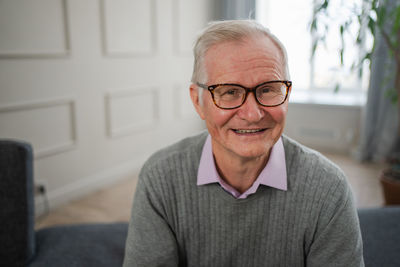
[189,84,205,120]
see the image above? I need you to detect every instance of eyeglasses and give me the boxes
[196,80,292,109]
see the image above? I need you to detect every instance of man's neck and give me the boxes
[213,149,270,194]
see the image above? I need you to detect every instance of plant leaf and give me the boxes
[368,16,376,37]
[377,5,387,30]
[334,83,340,93]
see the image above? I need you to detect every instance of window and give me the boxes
[256,0,370,99]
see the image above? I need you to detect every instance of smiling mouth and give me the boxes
[233,128,267,134]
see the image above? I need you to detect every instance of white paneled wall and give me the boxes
[285,103,362,154]
[173,0,213,55]
[105,87,159,138]
[0,98,77,158]
[0,0,211,212]
[100,0,156,55]
[0,0,69,57]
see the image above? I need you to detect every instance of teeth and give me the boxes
[235,129,263,134]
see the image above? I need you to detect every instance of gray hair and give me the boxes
[191,20,290,84]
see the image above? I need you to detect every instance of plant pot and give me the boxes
[380,169,400,205]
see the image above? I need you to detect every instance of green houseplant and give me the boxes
[310,0,400,205]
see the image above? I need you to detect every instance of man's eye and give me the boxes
[260,86,280,94]
[220,88,240,96]
[260,87,271,93]
[226,89,238,95]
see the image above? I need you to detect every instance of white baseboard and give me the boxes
[34,155,146,217]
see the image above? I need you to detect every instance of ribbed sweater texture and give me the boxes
[123,132,364,267]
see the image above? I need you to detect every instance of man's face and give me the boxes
[191,35,289,161]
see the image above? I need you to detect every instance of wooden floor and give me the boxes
[35,152,386,229]
[324,153,385,208]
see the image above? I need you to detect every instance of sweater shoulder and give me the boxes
[282,135,348,193]
[281,135,355,227]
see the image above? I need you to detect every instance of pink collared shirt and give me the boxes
[197,135,287,199]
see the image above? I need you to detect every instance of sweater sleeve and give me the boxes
[123,166,179,267]
[306,175,364,267]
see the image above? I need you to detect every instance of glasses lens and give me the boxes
[213,85,246,108]
[256,82,287,106]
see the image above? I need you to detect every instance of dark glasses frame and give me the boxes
[196,80,292,109]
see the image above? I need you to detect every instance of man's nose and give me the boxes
[236,93,264,122]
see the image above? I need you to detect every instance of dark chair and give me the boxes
[0,140,35,267]
[0,140,128,267]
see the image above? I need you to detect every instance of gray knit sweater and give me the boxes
[123,132,364,267]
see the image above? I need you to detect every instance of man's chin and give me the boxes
[232,146,272,160]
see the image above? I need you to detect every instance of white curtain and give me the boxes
[218,0,256,20]
[358,0,399,161]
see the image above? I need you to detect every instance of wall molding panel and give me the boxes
[174,84,198,119]
[0,97,77,158]
[0,0,70,58]
[99,0,157,57]
[105,87,160,138]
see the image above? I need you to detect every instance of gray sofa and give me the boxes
[1,140,399,267]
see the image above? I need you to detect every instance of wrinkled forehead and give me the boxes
[203,36,286,83]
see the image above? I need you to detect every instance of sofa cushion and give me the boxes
[358,207,400,267]
[29,223,128,267]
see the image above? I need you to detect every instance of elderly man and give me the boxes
[123,20,364,267]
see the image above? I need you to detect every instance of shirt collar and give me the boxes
[197,134,287,196]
